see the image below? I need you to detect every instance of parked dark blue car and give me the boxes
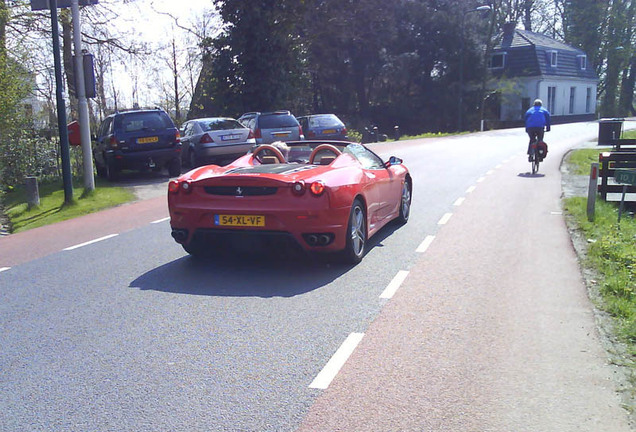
[93,108,182,180]
[296,114,348,141]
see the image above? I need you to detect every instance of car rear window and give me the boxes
[258,114,299,129]
[309,115,343,128]
[201,119,243,131]
[116,112,174,132]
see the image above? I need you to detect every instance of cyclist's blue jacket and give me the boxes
[525,106,551,129]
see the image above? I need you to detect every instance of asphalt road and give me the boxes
[0,122,633,431]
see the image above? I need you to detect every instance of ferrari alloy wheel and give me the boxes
[397,177,412,224]
[343,199,367,264]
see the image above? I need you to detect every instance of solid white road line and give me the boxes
[0,267,10,273]
[466,185,476,194]
[63,234,118,251]
[416,235,435,253]
[438,213,453,225]
[151,217,170,224]
[309,332,365,390]
[380,270,409,299]
[454,197,465,206]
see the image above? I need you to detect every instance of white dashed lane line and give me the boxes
[466,185,476,194]
[151,217,170,224]
[380,270,409,299]
[63,234,119,251]
[0,267,10,273]
[416,235,435,253]
[309,332,365,390]
[438,213,453,225]
[454,197,465,206]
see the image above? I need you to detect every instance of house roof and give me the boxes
[490,28,598,81]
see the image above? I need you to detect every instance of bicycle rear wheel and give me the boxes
[532,154,539,174]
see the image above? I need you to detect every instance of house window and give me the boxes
[548,86,556,113]
[489,52,506,69]
[577,55,587,70]
[586,87,592,113]
[569,87,576,114]
[547,50,558,67]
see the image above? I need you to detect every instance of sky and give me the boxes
[101,0,216,109]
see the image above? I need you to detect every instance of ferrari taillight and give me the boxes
[168,179,193,194]
[168,180,180,194]
[291,180,306,196]
[309,181,325,197]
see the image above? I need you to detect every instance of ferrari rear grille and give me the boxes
[204,186,278,196]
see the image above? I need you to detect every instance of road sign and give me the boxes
[30,0,98,11]
[614,169,636,186]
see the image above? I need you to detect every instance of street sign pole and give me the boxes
[49,0,74,204]
[71,0,94,192]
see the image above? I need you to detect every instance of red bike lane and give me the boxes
[297,139,632,431]
[0,195,168,269]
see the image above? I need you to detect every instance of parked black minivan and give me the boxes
[93,108,182,180]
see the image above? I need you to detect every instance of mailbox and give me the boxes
[67,121,81,146]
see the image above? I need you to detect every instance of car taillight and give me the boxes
[254,128,262,139]
[291,180,306,196]
[168,180,180,194]
[248,129,255,139]
[168,179,193,194]
[309,181,325,197]
[109,136,118,149]
[175,130,181,143]
[341,127,347,135]
[298,125,303,136]
[199,134,214,144]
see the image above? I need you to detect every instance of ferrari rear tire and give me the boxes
[396,177,412,224]
[342,198,367,264]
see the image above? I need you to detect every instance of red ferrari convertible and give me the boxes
[168,140,412,264]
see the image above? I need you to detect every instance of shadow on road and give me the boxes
[129,250,352,298]
[517,172,546,178]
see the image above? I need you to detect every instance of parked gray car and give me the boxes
[180,117,256,167]
[242,111,304,144]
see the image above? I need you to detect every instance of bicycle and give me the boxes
[528,139,547,174]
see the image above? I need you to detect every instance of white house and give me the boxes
[485,23,598,127]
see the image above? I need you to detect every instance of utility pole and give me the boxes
[71,0,94,191]
[50,0,74,204]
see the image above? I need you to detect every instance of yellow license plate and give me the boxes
[322,129,336,134]
[137,136,159,144]
[214,214,265,227]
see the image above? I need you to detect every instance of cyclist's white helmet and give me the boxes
[534,99,543,106]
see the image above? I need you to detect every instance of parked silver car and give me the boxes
[242,111,304,144]
[180,117,256,167]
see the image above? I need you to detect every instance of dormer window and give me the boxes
[577,54,587,70]
[547,50,558,67]
[489,52,506,69]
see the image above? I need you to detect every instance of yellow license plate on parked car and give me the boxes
[322,129,336,134]
[137,136,159,144]
[214,214,265,227]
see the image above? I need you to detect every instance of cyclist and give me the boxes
[525,99,551,161]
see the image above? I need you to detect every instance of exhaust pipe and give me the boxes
[318,234,331,245]
[171,228,188,244]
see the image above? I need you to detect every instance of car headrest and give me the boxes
[261,156,280,164]
[319,156,336,165]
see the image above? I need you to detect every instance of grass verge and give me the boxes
[3,178,135,233]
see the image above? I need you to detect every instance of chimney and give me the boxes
[503,22,516,36]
